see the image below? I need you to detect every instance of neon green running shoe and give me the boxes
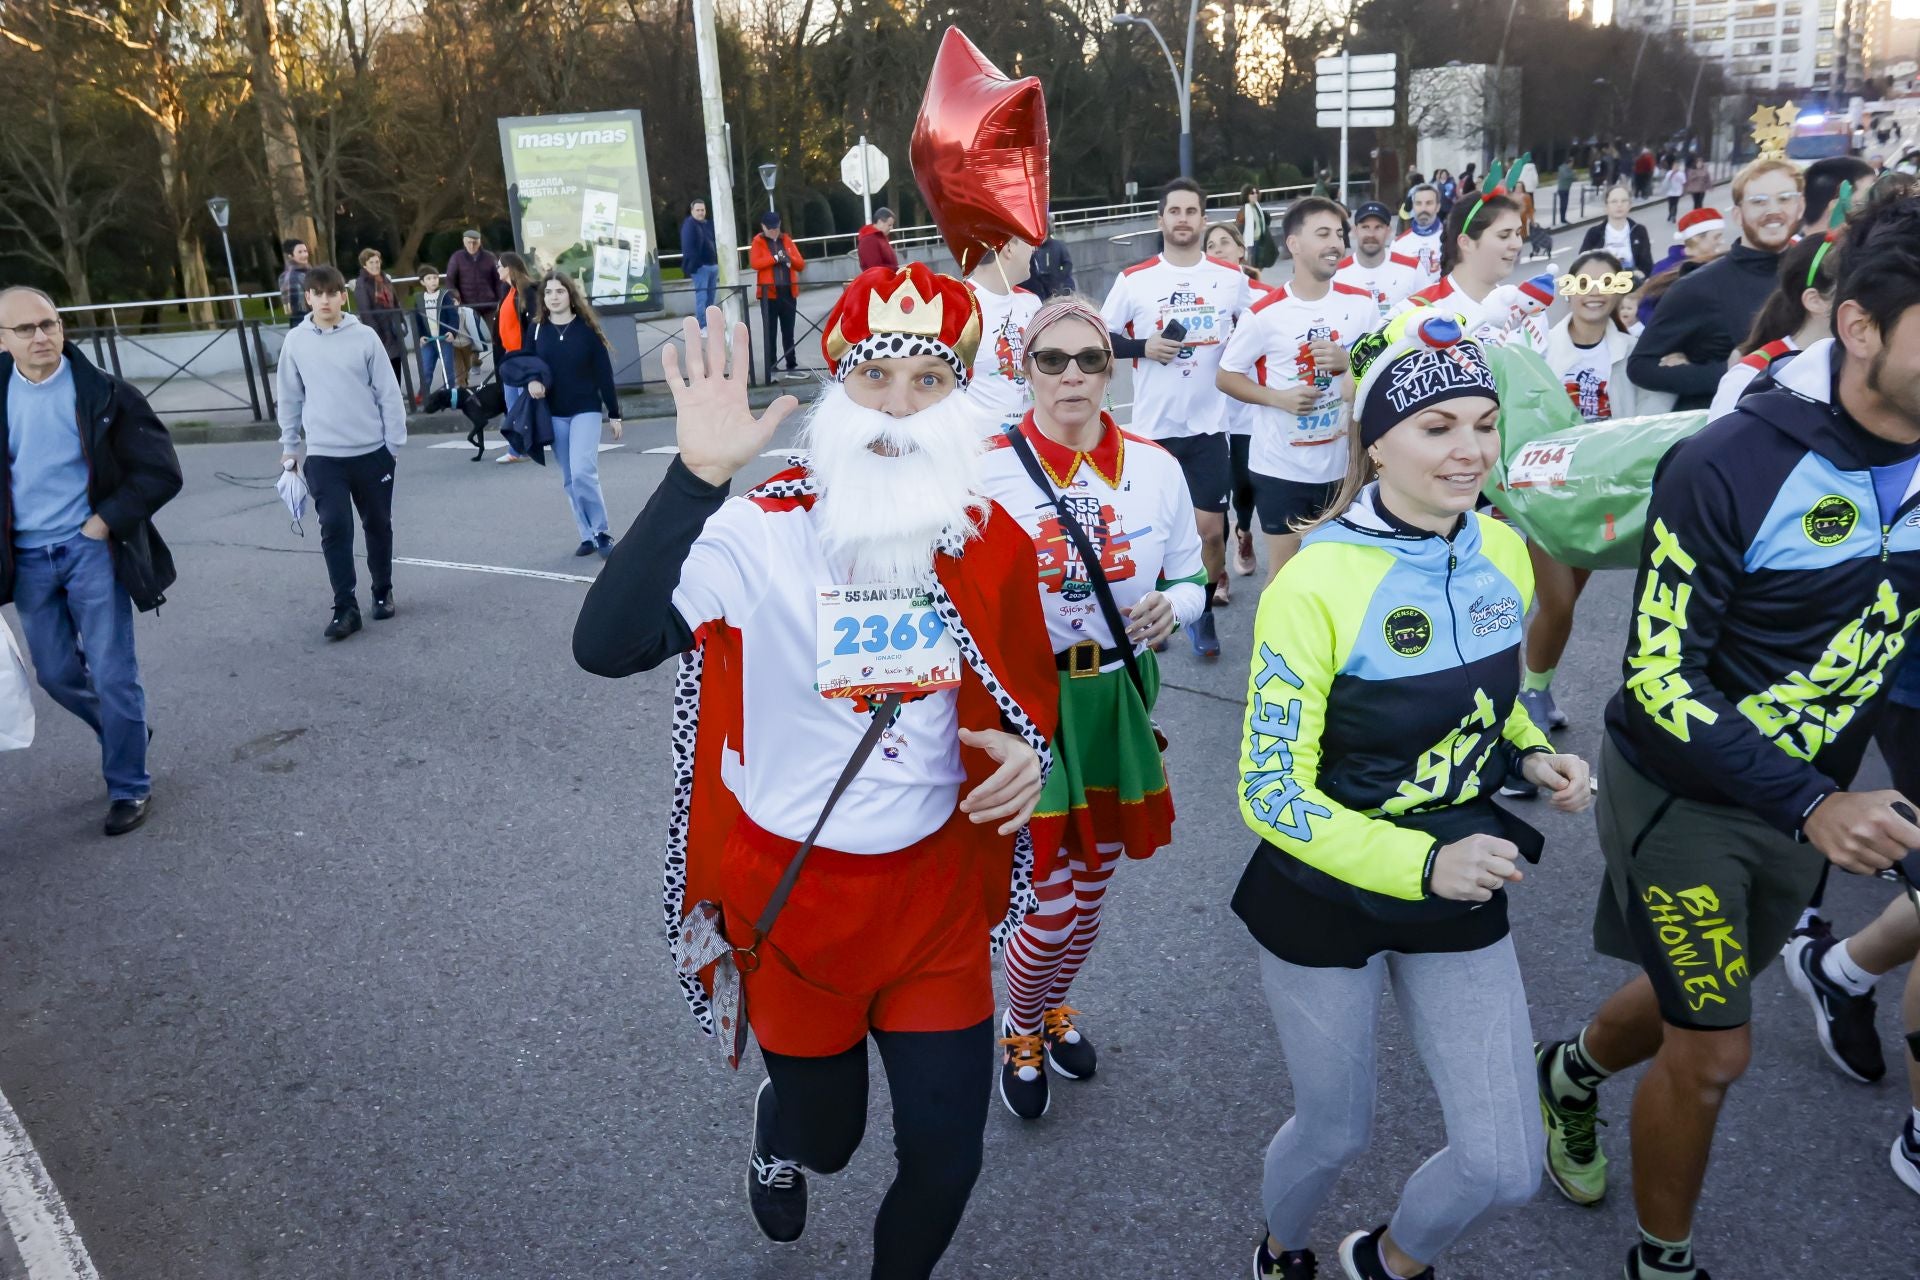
[1536,1040,1609,1205]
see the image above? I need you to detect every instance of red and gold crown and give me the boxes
[822,263,983,386]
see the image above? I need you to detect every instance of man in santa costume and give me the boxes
[573,263,1059,1280]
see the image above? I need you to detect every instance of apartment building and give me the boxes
[1616,0,1860,94]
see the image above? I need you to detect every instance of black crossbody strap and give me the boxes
[1002,426,1149,704]
[750,692,904,939]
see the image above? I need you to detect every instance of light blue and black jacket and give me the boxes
[1605,338,1920,834]
[1235,487,1551,932]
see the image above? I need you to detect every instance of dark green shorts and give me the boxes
[1592,736,1827,1030]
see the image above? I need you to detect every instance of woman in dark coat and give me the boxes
[353,248,409,386]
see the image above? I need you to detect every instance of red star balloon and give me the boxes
[910,27,1051,275]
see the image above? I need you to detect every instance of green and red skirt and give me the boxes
[1028,651,1174,878]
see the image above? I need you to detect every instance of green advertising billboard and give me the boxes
[497,109,663,313]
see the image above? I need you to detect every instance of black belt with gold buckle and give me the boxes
[1056,640,1126,678]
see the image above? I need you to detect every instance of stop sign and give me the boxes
[840,143,890,196]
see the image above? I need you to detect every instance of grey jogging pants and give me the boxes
[1257,935,1544,1264]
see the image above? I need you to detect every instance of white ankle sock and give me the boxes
[1820,938,1878,996]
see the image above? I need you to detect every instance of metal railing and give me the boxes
[661,179,1348,271]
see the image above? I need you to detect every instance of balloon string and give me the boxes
[993,254,1011,293]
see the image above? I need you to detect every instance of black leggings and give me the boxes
[1228,433,1255,536]
[760,1018,992,1279]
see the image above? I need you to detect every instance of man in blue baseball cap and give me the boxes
[1336,202,1425,320]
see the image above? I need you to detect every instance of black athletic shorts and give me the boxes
[1250,473,1342,536]
[1156,433,1231,514]
[1591,736,1825,1030]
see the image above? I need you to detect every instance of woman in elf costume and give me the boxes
[976,296,1210,1121]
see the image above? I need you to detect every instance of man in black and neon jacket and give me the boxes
[1536,196,1920,1280]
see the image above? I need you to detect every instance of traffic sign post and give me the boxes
[841,137,891,224]
[1314,51,1397,207]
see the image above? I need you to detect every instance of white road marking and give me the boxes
[642,446,679,455]
[392,556,596,584]
[0,1087,100,1280]
[597,443,623,453]
[428,438,502,450]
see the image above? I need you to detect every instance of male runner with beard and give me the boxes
[573,264,1058,1280]
[1393,184,1445,287]
[1335,202,1425,321]
[1101,178,1252,657]
[1218,197,1378,579]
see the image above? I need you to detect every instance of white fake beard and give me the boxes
[801,380,989,587]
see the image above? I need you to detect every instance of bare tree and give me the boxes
[237,0,322,254]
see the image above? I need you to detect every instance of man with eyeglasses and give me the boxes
[0,286,182,835]
[1627,157,1804,411]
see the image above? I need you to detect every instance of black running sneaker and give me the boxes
[1338,1227,1433,1280]
[323,603,362,640]
[1042,1005,1097,1080]
[1892,1114,1920,1197]
[1783,933,1885,1082]
[998,1022,1049,1120]
[1621,1243,1711,1278]
[745,1079,807,1243]
[1254,1234,1318,1278]
[371,591,395,621]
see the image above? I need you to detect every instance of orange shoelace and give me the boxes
[997,1032,1045,1076]
[1041,1006,1081,1042]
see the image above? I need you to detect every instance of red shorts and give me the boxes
[719,812,1003,1058]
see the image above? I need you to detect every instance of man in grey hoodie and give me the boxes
[276,265,408,640]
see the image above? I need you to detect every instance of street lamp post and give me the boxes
[205,196,244,324]
[1115,7,1197,178]
[758,163,778,215]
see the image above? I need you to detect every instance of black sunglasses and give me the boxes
[1028,347,1112,375]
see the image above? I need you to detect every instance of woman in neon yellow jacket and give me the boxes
[1237,311,1595,1280]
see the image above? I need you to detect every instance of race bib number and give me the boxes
[1508,437,1582,488]
[816,584,962,700]
[1292,399,1347,446]
[1162,302,1224,346]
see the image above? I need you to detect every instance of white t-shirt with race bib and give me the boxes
[1334,252,1426,322]
[1217,281,1378,485]
[671,495,964,854]
[965,281,1043,432]
[977,421,1209,653]
[1392,226,1445,287]
[1099,254,1251,440]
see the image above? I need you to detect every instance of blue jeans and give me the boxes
[550,413,611,541]
[693,264,719,327]
[418,337,452,394]
[11,532,150,799]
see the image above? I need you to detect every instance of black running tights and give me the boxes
[759,1018,992,1280]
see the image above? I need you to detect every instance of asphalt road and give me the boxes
[6,228,1915,1280]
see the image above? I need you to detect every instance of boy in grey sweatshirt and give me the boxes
[276,265,407,639]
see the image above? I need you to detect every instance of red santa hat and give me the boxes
[1677,207,1725,242]
[822,262,984,387]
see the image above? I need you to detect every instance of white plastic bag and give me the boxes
[277,465,310,537]
[0,615,34,751]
